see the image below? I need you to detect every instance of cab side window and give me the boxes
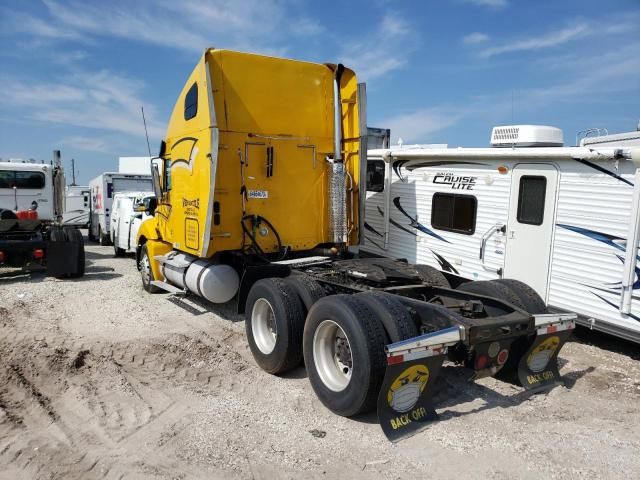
[184,83,198,121]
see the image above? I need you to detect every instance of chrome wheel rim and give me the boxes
[251,298,277,354]
[313,320,353,392]
[140,252,151,285]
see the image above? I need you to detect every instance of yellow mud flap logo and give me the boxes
[526,336,560,373]
[387,365,430,413]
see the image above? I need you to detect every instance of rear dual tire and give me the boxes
[303,295,388,417]
[245,280,420,417]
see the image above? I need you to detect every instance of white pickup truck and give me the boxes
[110,191,155,256]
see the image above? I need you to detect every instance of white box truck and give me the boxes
[88,172,152,245]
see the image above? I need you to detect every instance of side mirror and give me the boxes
[145,197,158,215]
[159,140,167,158]
[150,159,162,198]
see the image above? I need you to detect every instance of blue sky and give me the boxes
[1,0,639,184]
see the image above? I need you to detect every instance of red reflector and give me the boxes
[497,349,509,365]
[0,251,5,263]
[33,248,45,259]
[546,325,558,333]
[475,354,488,370]
[387,354,404,365]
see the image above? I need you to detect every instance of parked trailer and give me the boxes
[135,50,577,440]
[61,185,90,228]
[0,152,85,278]
[364,125,640,344]
[88,172,152,245]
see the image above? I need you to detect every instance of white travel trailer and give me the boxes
[364,125,640,343]
[110,191,155,256]
[61,185,90,227]
[88,172,152,245]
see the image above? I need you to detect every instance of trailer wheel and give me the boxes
[414,264,450,288]
[493,279,548,314]
[355,292,418,343]
[66,228,85,278]
[139,243,160,293]
[303,295,387,417]
[283,273,326,313]
[245,278,306,374]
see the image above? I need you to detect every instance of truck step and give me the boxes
[151,280,187,295]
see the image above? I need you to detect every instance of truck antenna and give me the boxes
[141,106,153,158]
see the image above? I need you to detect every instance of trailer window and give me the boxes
[431,193,477,235]
[184,83,198,121]
[517,176,546,225]
[0,170,46,189]
[366,160,385,192]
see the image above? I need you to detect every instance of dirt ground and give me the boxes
[1,237,639,480]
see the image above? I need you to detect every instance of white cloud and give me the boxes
[481,23,589,57]
[382,107,466,143]
[479,14,639,58]
[59,136,110,153]
[339,13,415,81]
[0,70,165,141]
[464,0,507,8]
[0,0,325,55]
[463,32,489,45]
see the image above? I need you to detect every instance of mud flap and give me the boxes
[376,326,463,441]
[517,316,575,392]
[377,354,445,441]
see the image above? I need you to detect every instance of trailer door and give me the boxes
[504,164,558,300]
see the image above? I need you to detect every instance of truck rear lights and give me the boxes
[487,341,500,358]
[0,251,5,263]
[33,248,45,259]
[474,354,488,370]
[497,349,509,365]
[16,210,38,220]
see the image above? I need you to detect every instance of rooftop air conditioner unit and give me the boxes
[490,125,564,147]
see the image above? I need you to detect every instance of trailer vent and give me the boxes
[491,125,563,148]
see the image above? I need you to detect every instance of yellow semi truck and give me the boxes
[136,49,576,440]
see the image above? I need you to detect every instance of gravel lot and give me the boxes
[1,235,639,479]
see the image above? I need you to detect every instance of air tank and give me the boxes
[162,252,239,303]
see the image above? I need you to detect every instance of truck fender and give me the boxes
[237,263,291,314]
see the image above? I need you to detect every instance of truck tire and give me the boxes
[66,228,85,278]
[139,243,160,293]
[245,278,306,374]
[283,273,326,313]
[355,292,418,343]
[50,226,68,242]
[414,264,450,288]
[456,280,520,317]
[493,279,548,314]
[113,231,126,257]
[303,295,387,417]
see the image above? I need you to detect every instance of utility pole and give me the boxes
[71,158,77,186]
